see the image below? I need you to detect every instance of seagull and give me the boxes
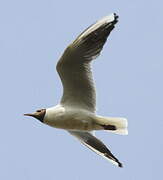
[24,13,128,168]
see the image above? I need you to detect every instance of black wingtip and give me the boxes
[112,155,123,168]
[118,161,123,168]
[113,13,119,23]
[105,153,123,168]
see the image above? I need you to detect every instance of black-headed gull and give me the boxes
[25,13,128,167]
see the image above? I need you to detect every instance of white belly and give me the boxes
[43,105,98,131]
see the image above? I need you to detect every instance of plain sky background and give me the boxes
[0,0,163,179]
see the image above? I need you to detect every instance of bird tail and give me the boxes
[95,116,128,135]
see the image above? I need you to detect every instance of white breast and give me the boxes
[44,104,65,122]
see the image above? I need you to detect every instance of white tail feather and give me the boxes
[111,128,128,135]
[95,116,128,135]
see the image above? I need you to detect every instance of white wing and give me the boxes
[57,13,118,112]
[68,130,122,167]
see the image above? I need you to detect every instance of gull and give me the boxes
[24,13,128,168]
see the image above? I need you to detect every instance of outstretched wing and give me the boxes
[57,13,118,112]
[68,130,122,167]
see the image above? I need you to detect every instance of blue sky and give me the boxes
[0,0,163,179]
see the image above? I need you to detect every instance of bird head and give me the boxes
[24,109,46,122]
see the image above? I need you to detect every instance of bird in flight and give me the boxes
[25,13,128,168]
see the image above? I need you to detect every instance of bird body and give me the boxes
[44,105,96,131]
[25,13,128,167]
[44,105,127,133]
